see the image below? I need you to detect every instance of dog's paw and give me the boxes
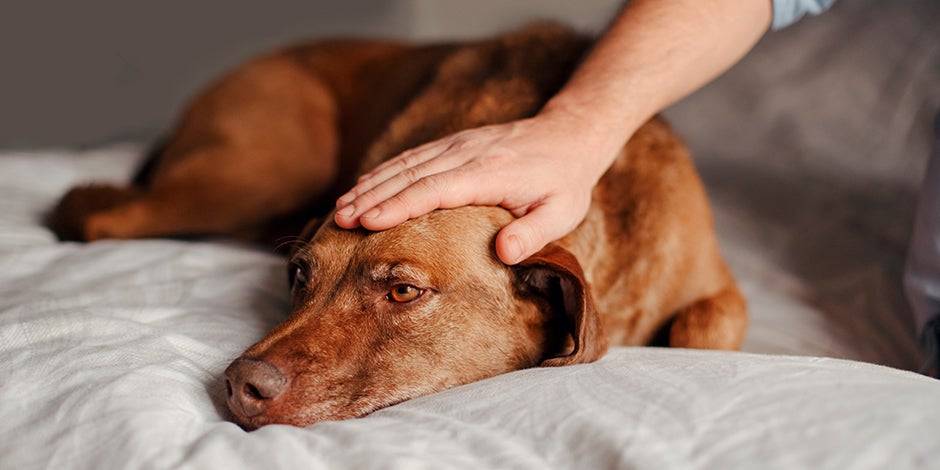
[47,184,141,241]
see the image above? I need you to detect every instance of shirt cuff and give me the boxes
[771,0,836,30]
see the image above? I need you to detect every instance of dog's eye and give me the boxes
[387,284,423,303]
[289,261,309,291]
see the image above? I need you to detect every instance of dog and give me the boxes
[50,23,747,429]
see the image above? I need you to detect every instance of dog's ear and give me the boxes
[514,243,608,366]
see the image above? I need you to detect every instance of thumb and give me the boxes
[496,201,574,265]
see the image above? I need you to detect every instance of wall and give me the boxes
[0,0,621,148]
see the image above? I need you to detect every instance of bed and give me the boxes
[2,2,940,469]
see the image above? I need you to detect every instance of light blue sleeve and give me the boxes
[771,0,837,30]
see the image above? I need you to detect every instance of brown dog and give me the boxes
[50,23,746,429]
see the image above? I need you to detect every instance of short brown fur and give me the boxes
[50,23,747,428]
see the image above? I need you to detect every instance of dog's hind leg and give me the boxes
[50,137,337,242]
[668,284,748,350]
[48,184,146,241]
[49,55,341,242]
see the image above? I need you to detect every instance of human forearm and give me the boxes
[542,0,772,173]
[335,1,774,264]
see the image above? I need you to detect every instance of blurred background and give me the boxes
[0,0,623,148]
[1,0,939,368]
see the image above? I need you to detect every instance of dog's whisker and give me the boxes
[274,236,307,253]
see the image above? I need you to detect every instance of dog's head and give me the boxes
[224,206,607,428]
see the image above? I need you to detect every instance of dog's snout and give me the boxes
[224,358,288,418]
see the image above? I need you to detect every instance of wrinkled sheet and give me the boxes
[665,0,940,371]
[0,143,936,470]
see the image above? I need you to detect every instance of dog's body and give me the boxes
[51,24,746,428]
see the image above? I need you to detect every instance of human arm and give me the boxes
[334,0,774,264]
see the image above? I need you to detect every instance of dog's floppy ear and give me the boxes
[514,243,608,366]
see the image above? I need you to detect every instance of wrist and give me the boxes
[538,97,641,179]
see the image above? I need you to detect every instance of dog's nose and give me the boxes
[224,358,288,418]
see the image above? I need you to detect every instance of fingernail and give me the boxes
[505,235,523,263]
[336,194,354,207]
[362,207,381,219]
[337,205,356,217]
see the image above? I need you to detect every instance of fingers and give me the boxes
[359,140,441,183]
[337,139,454,207]
[363,136,453,182]
[334,155,462,227]
[354,169,480,231]
[495,200,576,265]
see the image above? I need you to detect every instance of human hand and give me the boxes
[333,109,621,264]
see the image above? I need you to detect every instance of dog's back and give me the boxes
[357,23,590,171]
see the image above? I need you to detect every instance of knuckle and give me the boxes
[459,159,486,173]
[450,129,472,140]
[487,147,516,164]
[357,189,380,206]
[388,191,409,206]
[392,157,411,172]
[448,138,471,152]
[415,176,447,202]
[480,154,508,171]
[400,167,423,184]
[418,174,445,192]
[398,151,419,168]
[385,193,412,214]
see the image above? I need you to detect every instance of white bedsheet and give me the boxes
[1,144,938,469]
[5,3,940,467]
